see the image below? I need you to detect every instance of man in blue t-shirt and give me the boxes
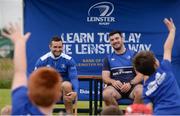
[133,18,180,115]
[1,23,62,115]
[34,36,78,114]
[102,31,143,106]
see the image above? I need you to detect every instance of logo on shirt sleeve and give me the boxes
[146,72,166,96]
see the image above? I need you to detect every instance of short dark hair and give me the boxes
[50,36,62,45]
[109,31,123,38]
[133,51,156,76]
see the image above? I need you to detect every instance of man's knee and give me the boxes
[62,81,72,91]
[103,89,110,100]
[103,88,115,100]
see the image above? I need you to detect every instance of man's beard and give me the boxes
[53,52,61,57]
[113,45,122,51]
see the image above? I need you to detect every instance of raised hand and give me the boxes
[1,23,31,43]
[1,23,31,90]
[164,18,176,32]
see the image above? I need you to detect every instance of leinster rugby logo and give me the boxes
[87,1,115,25]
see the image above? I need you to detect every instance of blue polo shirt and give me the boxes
[12,86,44,115]
[35,52,79,93]
[143,60,180,115]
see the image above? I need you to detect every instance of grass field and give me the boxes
[0,89,90,109]
[0,89,91,109]
[0,89,11,109]
[0,59,14,80]
[0,89,127,115]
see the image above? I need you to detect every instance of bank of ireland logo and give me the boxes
[87,2,115,25]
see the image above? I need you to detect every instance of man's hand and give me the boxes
[64,92,77,102]
[111,80,123,90]
[120,82,131,93]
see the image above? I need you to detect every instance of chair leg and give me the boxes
[73,96,78,116]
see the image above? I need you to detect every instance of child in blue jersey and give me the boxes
[34,36,78,114]
[1,23,62,115]
[133,18,180,115]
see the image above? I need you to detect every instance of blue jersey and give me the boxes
[103,49,136,82]
[12,86,44,115]
[143,60,180,115]
[34,52,79,93]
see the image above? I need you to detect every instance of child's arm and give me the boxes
[1,23,31,90]
[163,18,176,62]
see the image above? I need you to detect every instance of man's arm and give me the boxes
[120,72,143,93]
[130,72,144,85]
[102,71,115,85]
[163,18,176,62]
[1,23,31,90]
[66,59,78,101]
[102,57,122,90]
[34,58,43,70]
[68,59,79,93]
[102,57,116,85]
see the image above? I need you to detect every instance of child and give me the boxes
[133,18,180,115]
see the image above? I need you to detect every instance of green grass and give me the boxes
[0,58,14,80]
[0,89,127,115]
[0,89,91,115]
[0,89,11,110]
[0,89,90,109]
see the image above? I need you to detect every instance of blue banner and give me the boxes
[24,0,180,100]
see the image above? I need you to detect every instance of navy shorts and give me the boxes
[107,84,135,98]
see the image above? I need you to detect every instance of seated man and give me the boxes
[102,31,143,107]
[34,36,79,114]
[133,18,180,115]
[1,23,62,115]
